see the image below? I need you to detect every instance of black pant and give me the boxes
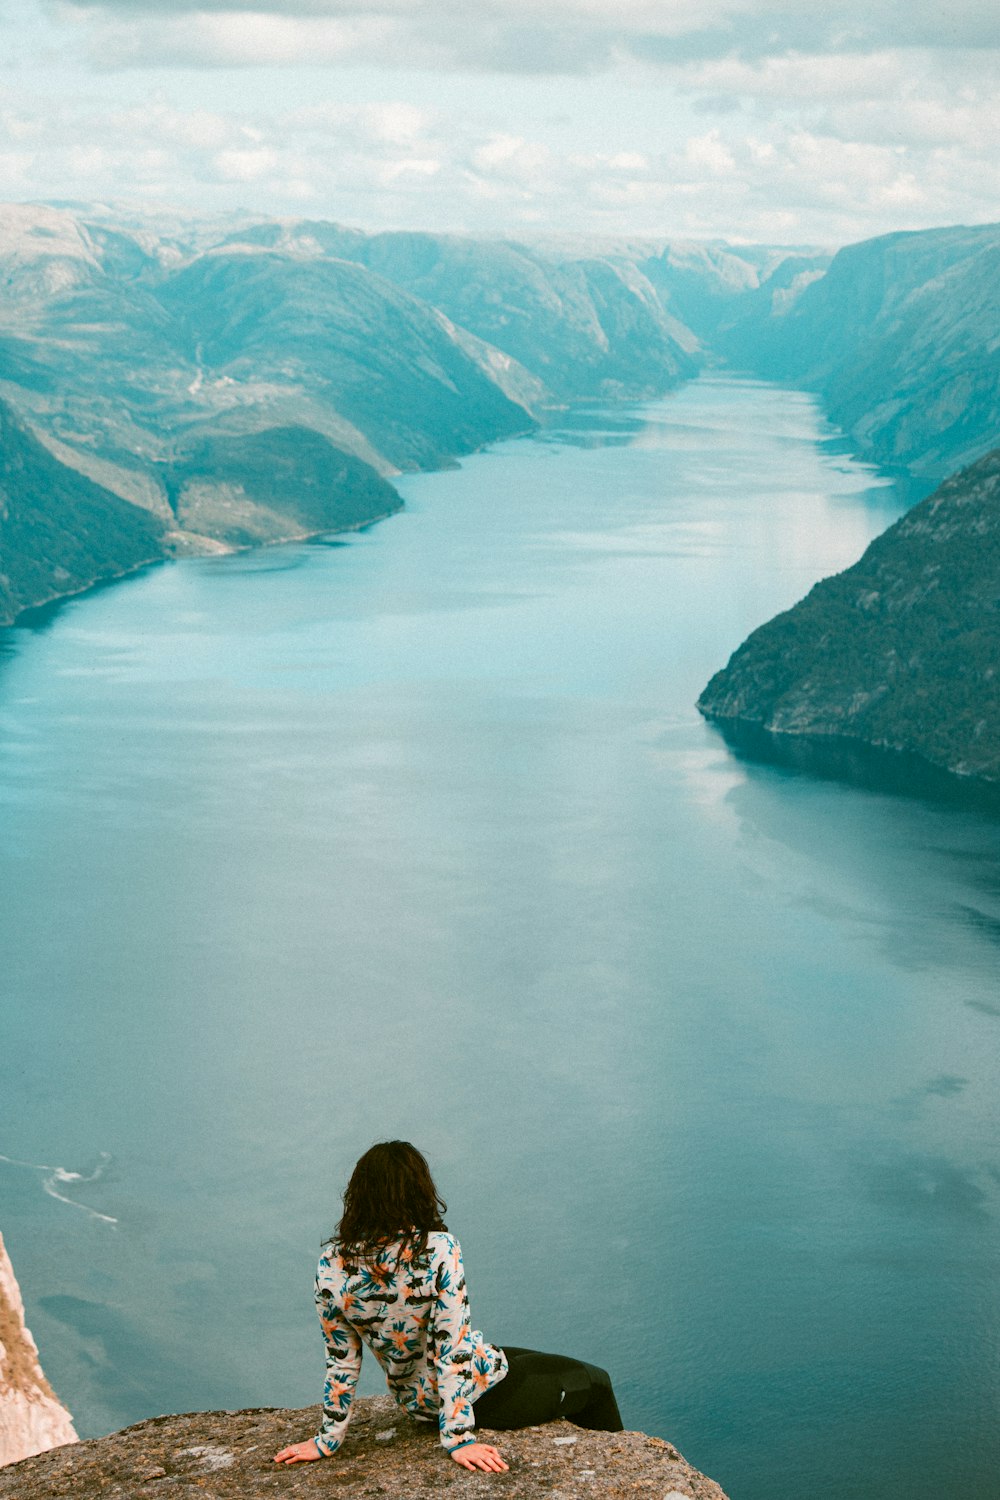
[472,1346,623,1433]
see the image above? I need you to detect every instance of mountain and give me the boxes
[235,224,831,399]
[698,448,1000,785]
[0,388,402,625]
[721,222,1000,480]
[0,1230,77,1466]
[0,399,166,626]
[159,426,401,549]
[210,221,702,400]
[0,204,550,619]
[154,244,538,469]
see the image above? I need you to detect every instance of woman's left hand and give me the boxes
[274,1440,325,1464]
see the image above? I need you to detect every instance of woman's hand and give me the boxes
[450,1442,509,1473]
[273,1440,325,1464]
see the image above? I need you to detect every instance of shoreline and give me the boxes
[702,714,1000,814]
[2,500,407,636]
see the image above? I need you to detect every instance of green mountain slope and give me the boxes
[0,203,736,621]
[161,426,401,547]
[0,205,551,619]
[0,399,165,625]
[722,222,1000,480]
[213,222,705,400]
[698,448,1000,783]
[155,247,535,469]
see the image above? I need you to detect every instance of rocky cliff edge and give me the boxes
[0,1396,731,1500]
[0,1232,78,1468]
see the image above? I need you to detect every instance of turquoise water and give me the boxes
[1,377,998,1499]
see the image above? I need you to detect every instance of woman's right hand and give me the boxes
[274,1440,324,1464]
[450,1442,509,1472]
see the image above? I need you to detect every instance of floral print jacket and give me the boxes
[313,1230,508,1455]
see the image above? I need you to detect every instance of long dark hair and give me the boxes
[334,1140,447,1263]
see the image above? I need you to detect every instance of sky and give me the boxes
[1,1,998,245]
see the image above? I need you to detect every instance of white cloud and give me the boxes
[212,145,280,180]
[67,10,395,69]
[680,130,736,176]
[376,156,441,183]
[108,104,237,150]
[0,80,998,245]
[0,149,33,183]
[823,95,1000,150]
[2,3,999,244]
[676,49,913,103]
[473,134,549,176]
[289,101,432,145]
[49,0,1000,74]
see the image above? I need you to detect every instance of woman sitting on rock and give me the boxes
[274,1139,623,1474]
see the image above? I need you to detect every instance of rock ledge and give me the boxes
[0,1396,731,1500]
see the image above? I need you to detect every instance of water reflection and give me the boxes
[708,718,1000,819]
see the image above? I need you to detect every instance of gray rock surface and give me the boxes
[0,1396,732,1500]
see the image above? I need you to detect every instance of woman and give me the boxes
[274,1140,623,1473]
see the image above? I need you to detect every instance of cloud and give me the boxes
[679,129,735,176]
[2,76,997,246]
[289,101,432,146]
[61,9,393,68]
[49,0,1000,74]
[676,49,915,103]
[821,95,1000,150]
[212,144,279,179]
[4,2,999,244]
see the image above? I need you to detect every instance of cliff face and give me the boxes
[698,447,1000,785]
[0,1232,77,1468]
[722,222,1000,480]
[0,1395,731,1500]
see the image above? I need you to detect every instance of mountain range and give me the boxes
[0,201,832,623]
[1,202,999,794]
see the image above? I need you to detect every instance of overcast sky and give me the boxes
[1,1,998,244]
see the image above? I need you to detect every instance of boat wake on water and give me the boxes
[0,1150,118,1225]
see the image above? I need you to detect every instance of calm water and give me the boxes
[1,377,998,1500]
